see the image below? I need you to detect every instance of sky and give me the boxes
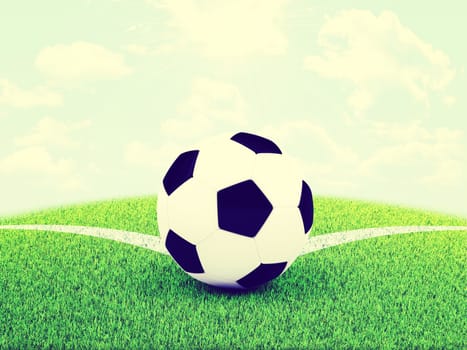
[0,0,466,217]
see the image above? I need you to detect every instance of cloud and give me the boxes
[0,146,82,190]
[260,120,360,192]
[124,141,186,172]
[369,120,463,146]
[443,95,456,106]
[260,119,465,196]
[0,117,91,191]
[35,41,132,81]
[304,9,455,113]
[421,159,462,186]
[126,77,249,191]
[161,77,247,138]
[262,119,357,162]
[151,0,288,58]
[122,44,150,56]
[0,79,62,108]
[122,44,151,56]
[126,23,150,32]
[124,141,160,170]
[121,43,175,56]
[0,147,71,175]
[361,121,465,186]
[15,117,92,148]
[347,88,373,117]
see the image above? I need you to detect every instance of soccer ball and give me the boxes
[157,132,313,289]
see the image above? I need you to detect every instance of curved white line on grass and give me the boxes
[0,225,466,256]
[302,225,467,254]
[0,225,167,253]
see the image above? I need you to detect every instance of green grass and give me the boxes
[1,196,466,349]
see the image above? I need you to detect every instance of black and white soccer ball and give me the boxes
[157,132,313,289]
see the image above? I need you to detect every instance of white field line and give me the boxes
[0,225,166,253]
[302,225,467,254]
[1,224,466,256]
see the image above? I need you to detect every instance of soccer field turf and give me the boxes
[1,196,466,349]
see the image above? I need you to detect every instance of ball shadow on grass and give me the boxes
[196,280,274,297]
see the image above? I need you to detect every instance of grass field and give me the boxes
[0,196,466,349]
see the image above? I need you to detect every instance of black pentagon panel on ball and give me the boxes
[237,262,288,288]
[217,180,273,237]
[165,230,204,273]
[298,180,314,234]
[231,132,282,154]
[163,150,199,196]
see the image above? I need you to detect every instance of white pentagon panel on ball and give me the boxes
[156,186,170,244]
[254,207,307,263]
[188,273,244,290]
[253,154,304,208]
[196,229,260,282]
[192,135,256,190]
[167,178,218,244]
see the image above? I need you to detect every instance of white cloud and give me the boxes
[125,23,151,33]
[260,119,465,197]
[161,77,247,138]
[262,119,357,162]
[15,117,92,148]
[0,146,82,190]
[127,77,249,193]
[370,120,431,142]
[260,120,360,192]
[0,147,71,175]
[124,141,186,172]
[421,159,462,186]
[151,0,288,58]
[161,116,212,139]
[304,10,455,113]
[0,117,91,191]
[121,43,175,56]
[152,43,176,55]
[369,120,463,146]
[35,41,132,81]
[122,44,150,56]
[361,121,465,186]
[443,95,456,106]
[179,78,247,123]
[0,79,62,108]
[347,88,373,116]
